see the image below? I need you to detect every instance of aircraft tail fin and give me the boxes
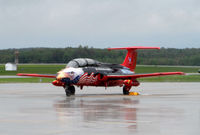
[108,46,160,71]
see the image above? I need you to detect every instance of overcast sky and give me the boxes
[0,0,200,49]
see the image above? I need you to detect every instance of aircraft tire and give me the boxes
[123,86,130,95]
[65,89,71,97]
[69,86,75,95]
[64,85,75,96]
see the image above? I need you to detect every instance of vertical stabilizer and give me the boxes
[121,49,137,71]
[108,46,160,71]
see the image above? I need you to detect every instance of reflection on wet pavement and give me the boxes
[54,96,139,130]
[0,83,200,135]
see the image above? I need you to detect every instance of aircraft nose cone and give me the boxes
[56,71,73,85]
[56,71,70,80]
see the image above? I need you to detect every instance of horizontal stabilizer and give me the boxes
[108,46,160,71]
[108,46,160,50]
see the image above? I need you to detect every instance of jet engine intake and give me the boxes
[124,79,140,87]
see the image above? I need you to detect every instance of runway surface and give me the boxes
[0,83,200,135]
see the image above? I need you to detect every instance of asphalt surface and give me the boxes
[0,83,200,135]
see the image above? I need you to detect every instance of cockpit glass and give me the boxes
[120,69,134,74]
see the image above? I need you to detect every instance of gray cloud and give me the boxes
[0,0,200,49]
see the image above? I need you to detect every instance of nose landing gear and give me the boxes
[64,85,75,96]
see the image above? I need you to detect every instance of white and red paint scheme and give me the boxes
[17,46,184,96]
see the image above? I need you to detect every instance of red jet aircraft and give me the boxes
[17,46,184,96]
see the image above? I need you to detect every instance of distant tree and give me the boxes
[0,46,200,66]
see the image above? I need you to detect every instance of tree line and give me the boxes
[0,46,200,66]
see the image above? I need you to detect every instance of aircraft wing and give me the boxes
[106,72,184,79]
[17,73,56,78]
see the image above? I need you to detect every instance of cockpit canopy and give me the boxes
[67,58,100,68]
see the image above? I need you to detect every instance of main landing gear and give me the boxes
[123,86,140,96]
[123,86,130,95]
[64,85,75,97]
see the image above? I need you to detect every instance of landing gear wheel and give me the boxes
[69,86,75,95]
[123,86,130,95]
[64,85,75,97]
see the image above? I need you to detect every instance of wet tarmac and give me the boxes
[0,83,200,135]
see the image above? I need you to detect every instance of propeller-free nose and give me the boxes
[56,71,70,80]
[56,71,73,85]
[56,68,82,85]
